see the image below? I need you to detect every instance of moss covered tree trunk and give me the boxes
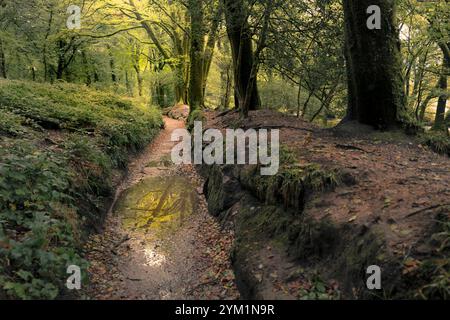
[0,38,7,79]
[433,43,449,132]
[81,51,92,86]
[223,0,261,115]
[202,3,222,97]
[56,40,66,80]
[188,0,205,114]
[172,21,189,105]
[153,81,166,108]
[343,0,405,129]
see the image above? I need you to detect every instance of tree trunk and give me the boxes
[202,3,223,96]
[311,84,339,123]
[343,0,405,129]
[223,0,261,113]
[188,0,205,113]
[125,71,133,96]
[131,42,143,96]
[220,63,232,110]
[81,51,92,86]
[240,1,272,118]
[174,63,187,104]
[135,68,143,97]
[43,10,53,82]
[56,40,65,80]
[297,83,302,118]
[302,90,315,118]
[418,91,435,122]
[0,38,6,78]
[156,82,165,107]
[31,67,36,82]
[433,44,449,131]
[412,48,429,115]
[108,46,117,84]
[93,69,99,83]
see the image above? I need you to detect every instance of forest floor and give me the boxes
[206,109,450,250]
[203,109,450,299]
[82,108,239,300]
[81,105,449,300]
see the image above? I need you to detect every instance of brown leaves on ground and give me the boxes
[81,117,239,300]
[177,165,240,300]
[207,109,449,257]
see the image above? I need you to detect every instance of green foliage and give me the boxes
[0,142,87,299]
[416,214,450,299]
[0,112,29,137]
[279,145,298,166]
[187,109,206,131]
[241,146,341,211]
[259,80,310,113]
[421,132,450,156]
[261,0,346,123]
[0,80,162,299]
[298,273,340,300]
[0,80,163,167]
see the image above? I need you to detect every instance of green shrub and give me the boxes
[421,132,450,156]
[0,142,86,299]
[415,214,450,299]
[187,109,205,131]
[240,146,340,211]
[0,80,163,299]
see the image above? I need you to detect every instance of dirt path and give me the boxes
[83,116,239,300]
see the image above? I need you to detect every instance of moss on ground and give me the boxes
[0,80,163,299]
[187,109,206,131]
[421,132,450,156]
[407,211,450,299]
[240,162,341,212]
[201,147,448,299]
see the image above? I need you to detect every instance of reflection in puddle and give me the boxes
[143,247,166,267]
[114,177,197,235]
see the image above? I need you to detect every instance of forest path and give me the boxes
[83,115,239,300]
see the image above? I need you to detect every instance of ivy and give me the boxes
[0,80,163,299]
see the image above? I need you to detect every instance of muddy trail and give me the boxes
[82,114,239,300]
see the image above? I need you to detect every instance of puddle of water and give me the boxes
[114,176,197,236]
[146,155,174,168]
[143,247,166,267]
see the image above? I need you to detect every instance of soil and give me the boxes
[206,109,450,253]
[200,109,449,299]
[82,106,449,300]
[82,108,239,300]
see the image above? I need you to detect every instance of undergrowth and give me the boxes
[187,109,205,132]
[243,145,341,211]
[421,132,450,156]
[0,80,163,299]
[416,213,450,299]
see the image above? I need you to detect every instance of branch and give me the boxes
[79,26,144,39]
[404,203,450,219]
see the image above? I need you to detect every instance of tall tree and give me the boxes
[223,0,261,116]
[188,0,205,113]
[433,42,449,131]
[0,38,6,78]
[427,1,450,132]
[343,0,406,129]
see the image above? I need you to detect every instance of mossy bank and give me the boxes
[199,153,449,300]
[0,80,163,299]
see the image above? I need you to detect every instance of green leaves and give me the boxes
[0,142,84,299]
[0,80,162,299]
[422,132,450,156]
[2,277,59,300]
